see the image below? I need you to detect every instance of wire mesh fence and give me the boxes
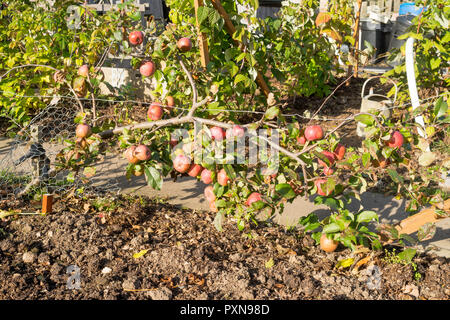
[0,97,124,202]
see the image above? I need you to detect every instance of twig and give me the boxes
[308,74,354,123]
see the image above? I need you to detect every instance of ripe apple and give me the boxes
[166,96,175,107]
[210,126,226,141]
[177,37,192,52]
[124,146,140,164]
[204,185,216,203]
[173,154,191,173]
[226,125,245,139]
[334,144,346,160]
[147,102,163,121]
[217,169,229,186]
[187,164,203,177]
[209,200,218,213]
[297,135,307,145]
[315,179,329,196]
[304,125,324,141]
[386,131,404,148]
[320,233,338,253]
[78,64,89,77]
[245,192,262,207]
[128,31,144,46]
[134,145,151,161]
[318,151,336,168]
[76,124,91,139]
[201,169,213,184]
[139,61,155,77]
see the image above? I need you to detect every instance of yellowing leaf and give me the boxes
[133,249,148,259]
[265,258,274,269]
[418,152,436,167]
[335,257,354,269]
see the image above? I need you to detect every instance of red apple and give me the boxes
[315,179,329,196]
[304,125,324,141]
[124,146,140,164]
[217,169,229,186]
[177,37,192,52]
[245,192,262,207]
[128,31,144,46]
[204,185,216,203]
[209,200,218,212]
[318,151,336,168]
[320,233,338,252]
[173,154,191,173]
[147,102,163,121]
[297,135,307,145]
[210,126,226,141]
[187,164,203,177]
[334,144,346,160]
[134,145,151,161]
[76,124,91,139]
[227,125,245,139]
[201,169,213,184]
[166,96,175,107]
[139,61,155,77]
[386,131,404,148]
[78,64,89,77]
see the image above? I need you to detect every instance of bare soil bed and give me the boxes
[0,194,448,300]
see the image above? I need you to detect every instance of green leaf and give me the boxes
[355,114,375,126]
[387,169,404,184]
[265,106,279,120]
[362,152,371,167]
[356,210,378,223]
[323,223,341,234]
[234,74,248,85]
[434,97,447,118]
[275,183,296,199]
[398,248,416,264]
[214,211,224,232]
[145,166,163,190]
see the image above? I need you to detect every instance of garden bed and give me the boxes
[0,194,448,300]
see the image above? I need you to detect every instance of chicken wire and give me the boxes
[0,97,123,201]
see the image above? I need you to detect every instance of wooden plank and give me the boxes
[361,2,368,19]
[395,199,450,235]
[393,0,401,13]
[386,0,393,16]
[210,0,270,97]
[194,0,210,68]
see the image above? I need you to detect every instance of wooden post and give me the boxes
[210,0,270,97]
[353,0,363,78]
[30,125,43,181]
[42,194,53,214]
[194,0,210,68]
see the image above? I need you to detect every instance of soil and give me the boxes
[0,194,449,300]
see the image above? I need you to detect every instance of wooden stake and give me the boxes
[353,0,363,78]
[42,194,53,214]
[194,0,210,68]
[210,0,270,97]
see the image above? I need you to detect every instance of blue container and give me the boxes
[399,3,425,16]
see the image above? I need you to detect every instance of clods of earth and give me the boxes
[0,194,449,300]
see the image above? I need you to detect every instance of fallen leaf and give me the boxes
[265,258,274,269]
[418,152,436,167]
[335,258,354,269]
[132,249,148,259]
[353,254,373,272]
